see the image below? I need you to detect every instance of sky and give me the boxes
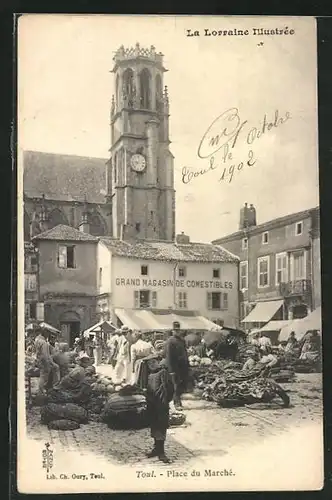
[18,15,319,242]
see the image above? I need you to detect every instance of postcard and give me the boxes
[17,14,323,493]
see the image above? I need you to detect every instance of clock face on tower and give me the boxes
[130,154,146,172]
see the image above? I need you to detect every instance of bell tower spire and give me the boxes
[108,44,175,241]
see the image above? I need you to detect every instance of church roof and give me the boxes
[100,238,239,263]
[23,150,108,204]
[33,224,98,242]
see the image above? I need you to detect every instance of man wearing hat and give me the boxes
[164,321,189,410]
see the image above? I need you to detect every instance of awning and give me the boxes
[114,308,221,331]
[259,320,292,332]
[279,307,322,342]
[83,320,116,337]
[26,321,61,335]
[242,300,284,323]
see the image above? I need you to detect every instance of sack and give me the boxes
[41,403,89,424]
[101,393,148,429]
[48,419,80,431]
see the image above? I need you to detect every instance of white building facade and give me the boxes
[96,236,240,329]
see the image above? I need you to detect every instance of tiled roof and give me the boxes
[33,224,98,242]
[212,206,320,244]
[100,238,239,263]
[23,150,108,204]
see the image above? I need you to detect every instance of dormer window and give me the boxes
[296,221,303,236]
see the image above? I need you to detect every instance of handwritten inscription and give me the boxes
[182,108,291,185]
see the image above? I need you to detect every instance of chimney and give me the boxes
[249,204,257,226]
[239,202,249,230]
[176,232,190,244]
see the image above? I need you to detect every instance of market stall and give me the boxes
[279,307,322,342]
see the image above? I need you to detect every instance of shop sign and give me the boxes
[115,277,233,289]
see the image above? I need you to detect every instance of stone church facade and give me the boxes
[23,43,177,333]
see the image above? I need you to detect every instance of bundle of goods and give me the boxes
[48,419,80,431]
[169,410,186,427]
[101,386,148,430]
[41,402,89,429]
[201,375,290,408]
[293,356,322,373]
[267,360,296,382]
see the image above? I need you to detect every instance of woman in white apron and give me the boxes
[130,331,154,385]
[113,326,131,384]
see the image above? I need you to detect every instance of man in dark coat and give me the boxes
[164,321,189,410]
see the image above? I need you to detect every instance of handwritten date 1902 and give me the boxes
[182,149,256,185]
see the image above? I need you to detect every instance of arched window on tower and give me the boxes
[156,74,163,112]
[122,68,134,108]
[24,210,30,241]
[89,212,106,236]
[48,208,68,229]
[140,68,151,109]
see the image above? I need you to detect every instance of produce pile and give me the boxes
[201,375,289,408]
[189,355,213,367]
[194,361,291,407]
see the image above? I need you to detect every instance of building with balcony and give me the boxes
[212,204,321,329]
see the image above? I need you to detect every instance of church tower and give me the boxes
[108,43,175,241]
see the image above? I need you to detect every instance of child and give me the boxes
[145,358,174,463]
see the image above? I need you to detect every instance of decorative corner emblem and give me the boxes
[42,442,54,473]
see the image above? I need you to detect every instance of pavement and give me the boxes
[20,370,324,493]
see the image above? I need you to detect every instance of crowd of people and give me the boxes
[27,321,321,464]
[28,321,190,464]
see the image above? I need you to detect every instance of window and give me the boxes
[141,265,148,276]
[291,251,306,280]
[275,252,288,285]
[257,256,270,287]
[207,292,228,310]
[24,273,37,291]
[99,268,103,287]
[222,293,228,310]
[178,292,188,309]
[213,268,220,279]
[178,266,186,278]
[262,231,269,244]
[242,238,248,250]
[295,221,303,236]
[134,290,156,308]
[240,261,248,290]
[58,245,75,269]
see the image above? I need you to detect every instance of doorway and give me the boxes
[59,310,81,347]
